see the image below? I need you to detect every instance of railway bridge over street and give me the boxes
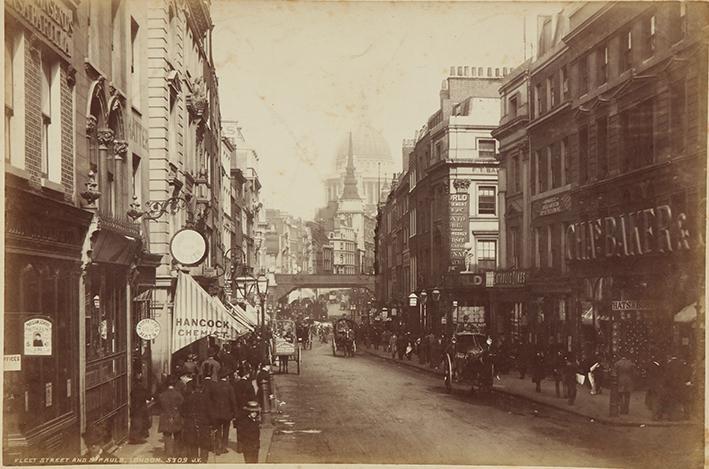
[268,273,375,306]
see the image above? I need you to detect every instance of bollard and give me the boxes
[258,373,272,414]
[608,373,620,417]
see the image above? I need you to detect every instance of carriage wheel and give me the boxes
[444,354,453,394]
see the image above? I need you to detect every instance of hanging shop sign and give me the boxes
[449,193,470,267]
[136,318,161,340]
[565,204,692,261]
[170,228,208,266]
[611,300,656,311]
[486,270,529,287]
[24,318,52,356]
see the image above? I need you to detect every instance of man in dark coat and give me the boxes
[180,380,211,462]
[240,401,261,463]
[232,364,257,452]
[201,349,221,382]
[613,354,636,414]
[563,355,578,405]
[158,376,184,457]
[531,350,545,393]
[206,370,236,454]
[129,371,151,443]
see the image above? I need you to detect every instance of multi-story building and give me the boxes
[375,66,508,333]
[4,0,159,456]
[330,226,358,275]
[144,0,223,388]
[494,3,708,372]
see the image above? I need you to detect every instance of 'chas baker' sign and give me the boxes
[565,204,692,261]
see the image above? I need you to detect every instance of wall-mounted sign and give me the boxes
[170,228,208,266]
[534,193,571,218]
[565,204,692,261]
[490,270,529,287]
[45,382,53,408]
[611,300,656,311]
[24,318,52,356]
[4,354,21,371]
[449,193,470,267]
[6,0,74,58]
[136,318,161,340]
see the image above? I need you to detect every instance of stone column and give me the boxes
[97,129,115,215]
[114,140,129,216]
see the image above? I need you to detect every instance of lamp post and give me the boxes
[408,293,418,334]
[431,287,441,334]
[256,274,269,331]
[420,291,428,333]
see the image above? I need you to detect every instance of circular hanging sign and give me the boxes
[136,318,161,340]
[169,228,208,266]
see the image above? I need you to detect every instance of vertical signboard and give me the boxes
[449,193,469,268]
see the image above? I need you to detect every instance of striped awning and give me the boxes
[227,302,257,328]
[171,272,250,353]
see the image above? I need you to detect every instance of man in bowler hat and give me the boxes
[240,401,261,463]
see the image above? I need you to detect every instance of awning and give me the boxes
[171,272,250,353]
[133,289,152,302]
[674,302,697,323]
[243,301,260,325]
[227,302,257,328]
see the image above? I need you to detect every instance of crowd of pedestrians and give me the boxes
[362,323,697,421]
[123,331,274,463]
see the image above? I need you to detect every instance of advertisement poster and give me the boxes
[24,318,52,356]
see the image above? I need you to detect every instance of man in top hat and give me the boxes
[240,401,261,463]
[206,369,236,454]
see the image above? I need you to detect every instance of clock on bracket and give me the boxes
[169,228,209,266]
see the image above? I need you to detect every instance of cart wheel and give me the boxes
[444,354,453,394]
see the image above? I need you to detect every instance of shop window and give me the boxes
[621,99,654,171]
[596,117,608,178]
[478,139,496,159]
[670,80,686,155]
[644,14,656,58]
[598,44,609,85]
[560,66,569,100]
[86,267,127,363]
[579,126,589,183]
[578,54,589,95]
[478,186,496,215]
[476,239,497,269]
[620,29,633,72]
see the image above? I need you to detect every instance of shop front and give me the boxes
[441,272,490,335]
[4,187,92,460]
[486,270,529,348]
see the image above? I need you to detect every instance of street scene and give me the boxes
[3,0,707,468]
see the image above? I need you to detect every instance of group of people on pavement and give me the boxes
[126,332,274,464]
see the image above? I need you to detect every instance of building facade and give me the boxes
[494,3,707,376]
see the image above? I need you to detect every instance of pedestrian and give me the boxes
[240,401,261,463]
[201,348,221,382]
[389,333,398,358]
[552,350,565,399]
[183,353,199,382]
[645,356,663,415]
[588,352,602,395]
[563,355,578,405]
[656,354,691,420]
[181,380,211,462]
[613,354,636,415]
[129,371,151,444]
[158,375,184,458]
[396,334,407,360]
[206,370,236,454]
[232,364,257,453]
[531,349,545,393]
[517,341,528,379]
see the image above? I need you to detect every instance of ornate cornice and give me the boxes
[113,140,128,159]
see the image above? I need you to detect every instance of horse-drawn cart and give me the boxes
[332,318,357,357]
[272,319,301,374]
[442,331,494,395]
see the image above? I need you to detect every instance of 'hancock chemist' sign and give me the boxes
[24,318,52,356]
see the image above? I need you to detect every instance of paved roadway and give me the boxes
[266,341,704,468]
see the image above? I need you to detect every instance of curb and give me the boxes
[362,348,697,428]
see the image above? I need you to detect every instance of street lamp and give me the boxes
[420,291,428,333]
[256,274,270,329]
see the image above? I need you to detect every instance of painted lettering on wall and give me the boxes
[565,204,691,261]
[7,0,73,57]
[449,193,470,266]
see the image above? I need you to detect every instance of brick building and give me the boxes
[494,3,708,373]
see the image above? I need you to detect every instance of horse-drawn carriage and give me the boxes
[442,331,494,395]
[332,318,357,357]
[272,319,301,374]
[296,321,313,350]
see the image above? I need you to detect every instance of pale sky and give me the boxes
[213,0,563,219]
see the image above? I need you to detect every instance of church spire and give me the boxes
[341,131,361,200]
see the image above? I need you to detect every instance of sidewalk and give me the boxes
[113,379,277,463]
[363,345,698,427]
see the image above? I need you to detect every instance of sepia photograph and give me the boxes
[2,0,707,468]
